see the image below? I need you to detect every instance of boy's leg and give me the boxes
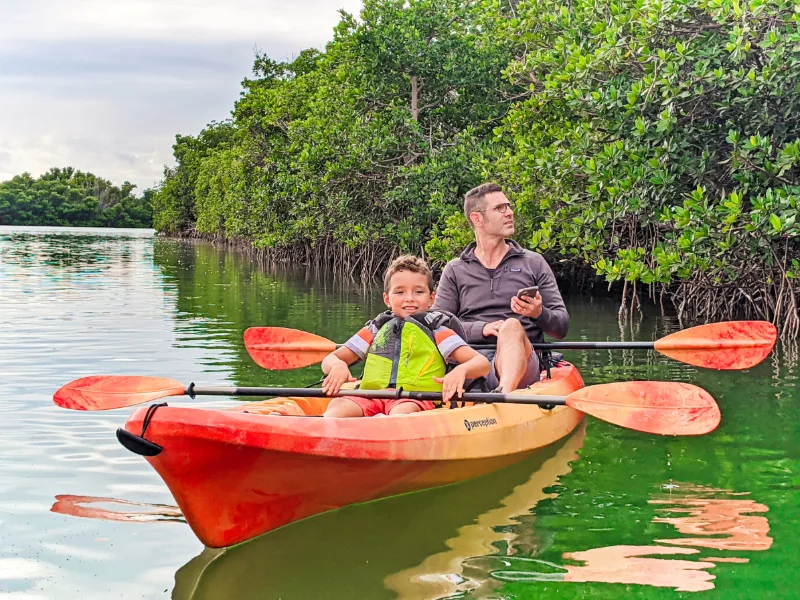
[324,397,371,417]
[387,400,436,415]
[387,402,423,415]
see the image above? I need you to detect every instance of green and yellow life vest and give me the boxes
[360,311,458,396]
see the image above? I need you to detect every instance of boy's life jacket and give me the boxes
[359,310,467,398]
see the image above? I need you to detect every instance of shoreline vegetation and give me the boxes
[0,167,153,228]
[152,0,799,338]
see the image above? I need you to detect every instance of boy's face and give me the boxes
[383,270,435,318]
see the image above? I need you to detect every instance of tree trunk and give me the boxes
[411,75,419,121]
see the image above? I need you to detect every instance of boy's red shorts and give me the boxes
[342,396,437,417]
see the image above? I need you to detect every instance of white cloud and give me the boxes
[0,0,364,189]
[0,0,359,43]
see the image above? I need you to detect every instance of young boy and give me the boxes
[322,255,490,417]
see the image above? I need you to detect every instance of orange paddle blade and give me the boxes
[53,376,185,411]
[244,327,337,370]
[566,381,720,436]
[654,321,777,370]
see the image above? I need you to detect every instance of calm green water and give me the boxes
[0,226,797,599]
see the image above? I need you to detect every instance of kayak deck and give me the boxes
[122,363,584,548]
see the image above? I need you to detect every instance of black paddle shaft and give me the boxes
[335,342,656,351]
[186,385,567,406]
[533,341,655,350]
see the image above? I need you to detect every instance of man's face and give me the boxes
[476,191,515,237]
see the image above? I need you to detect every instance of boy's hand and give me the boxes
[322,362,356,396]
[433,366,467,402]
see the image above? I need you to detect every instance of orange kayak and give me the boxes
[120,362,585,548]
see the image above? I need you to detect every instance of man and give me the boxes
[432,182,569,393]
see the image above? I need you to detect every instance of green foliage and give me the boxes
[152,123,236,233]
[493,0,799,303]
[0,167,153,227]
[152,0,521,259]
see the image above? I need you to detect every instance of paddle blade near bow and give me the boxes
[244,327,337,370]
[53,376,186,411]
[565,381,721,436]
[654,321,777,370]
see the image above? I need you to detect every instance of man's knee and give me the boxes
[496,319,533,360]
[498,318,526,338]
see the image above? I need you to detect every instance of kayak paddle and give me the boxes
[53,376,720,436]
[243,321,777,371]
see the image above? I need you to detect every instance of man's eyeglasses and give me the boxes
[476,202,513,215]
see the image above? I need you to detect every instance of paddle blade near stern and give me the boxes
[566,381,721,436]
[654,321,778,370]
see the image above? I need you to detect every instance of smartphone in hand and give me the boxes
[516,286,539,299]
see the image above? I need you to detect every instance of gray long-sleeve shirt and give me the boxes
[432,240,569,345]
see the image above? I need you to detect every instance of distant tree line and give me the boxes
[152,0,799,336]
[0,167,153,228]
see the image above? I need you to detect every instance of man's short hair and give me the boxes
[464,182,503,229]
[383,255,434,293]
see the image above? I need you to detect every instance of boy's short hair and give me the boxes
[383,255,434,293]
[464,182,503,229]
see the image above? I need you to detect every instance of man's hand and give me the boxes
[482,320,505,337]
[322,362,356,396]
[433,366,467,402]
[511,292,543,319]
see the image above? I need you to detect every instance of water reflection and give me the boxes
[457,484,771,595]
[562,545,716,592]
[651,485,772,552]
[50,495,185,524]
[385,424,586,599]
[0,227,152,271]
[151,237,385,387]
[469,546,717,592]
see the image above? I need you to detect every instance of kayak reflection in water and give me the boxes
[320,255,489,417]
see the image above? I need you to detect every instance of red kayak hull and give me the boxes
[123,363,585,547]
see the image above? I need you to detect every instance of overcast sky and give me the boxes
[0,0,364,190]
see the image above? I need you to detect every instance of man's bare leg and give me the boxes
[494,319,533,393]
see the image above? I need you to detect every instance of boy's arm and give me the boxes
[321,347,360,373]
[448,345,491,379]
[434,345,490,401]
[321,346,360,396]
